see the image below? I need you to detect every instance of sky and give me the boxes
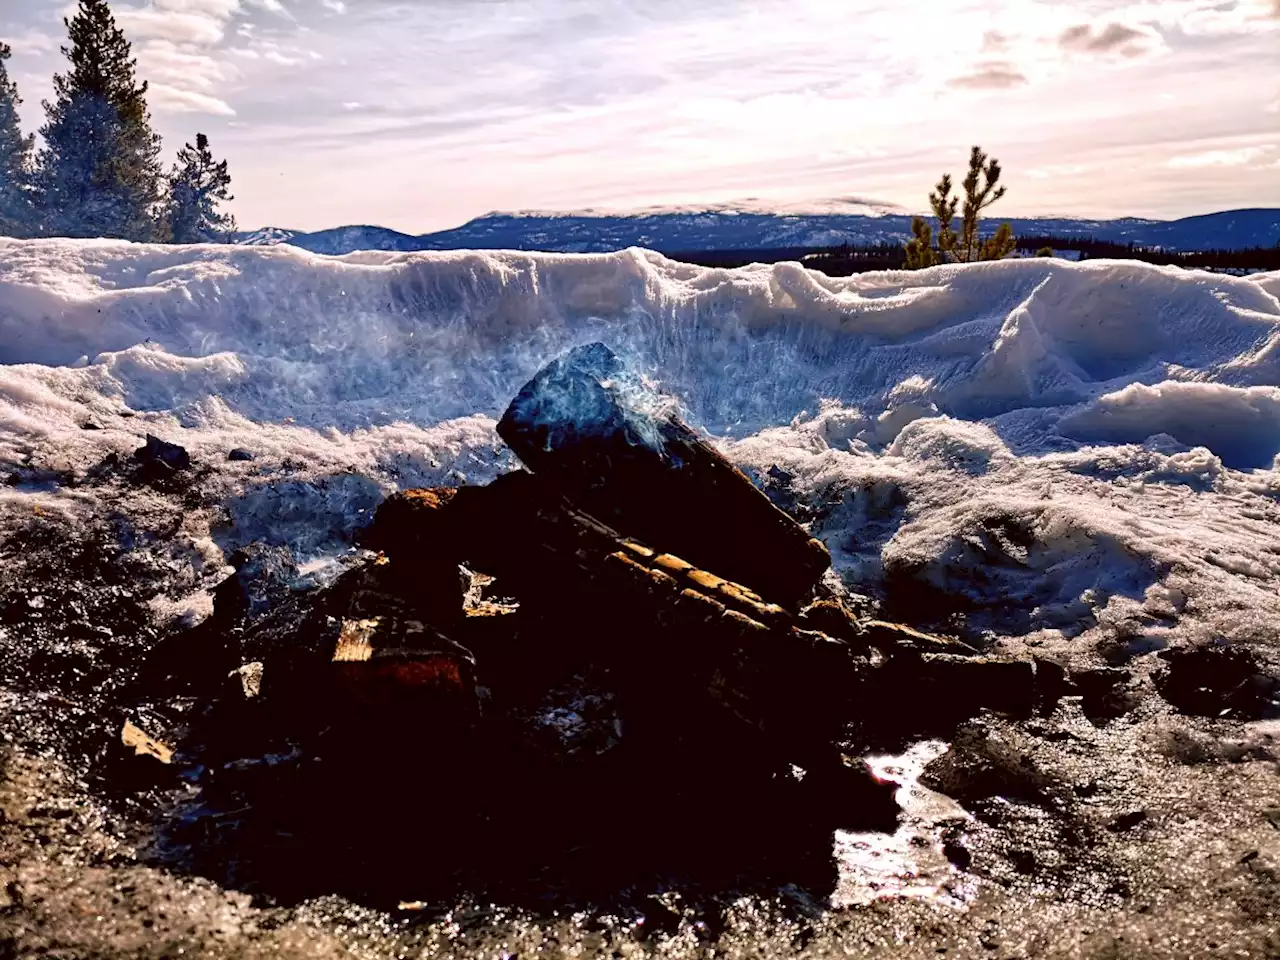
[1,0,1278,233]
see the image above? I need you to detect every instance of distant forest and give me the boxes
[672,238,1280,276]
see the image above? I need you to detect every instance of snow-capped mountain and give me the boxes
[237,226,299,246]
[236,205,1280,256]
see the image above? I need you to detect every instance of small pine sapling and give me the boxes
[904,147,1016,269]
[904,217,938,269]
[929,173,958,260]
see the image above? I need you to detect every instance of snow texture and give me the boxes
[2,238,1279,662]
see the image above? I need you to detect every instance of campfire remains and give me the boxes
[138,342,1062,903]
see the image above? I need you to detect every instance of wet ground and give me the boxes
[2,463,1279,959]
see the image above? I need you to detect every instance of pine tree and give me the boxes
[929,174,958,260]
[958,146,1012,263]
[0,42,35,237]
[904,146,1017,269]
[904,217,938,269]
[980,222,1017,261]
[34,0,165,241]
[166,133,236,243]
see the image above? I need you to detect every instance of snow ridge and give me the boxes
[1,239,1279,662]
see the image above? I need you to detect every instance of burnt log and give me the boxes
[496,343,831,606]
[798,601,978,657]
[362,472,1069,829]
[367,476,1061,744]
[329,613,479,714]
[220,557,483,743]
[355,490,469,624]
[367,477,876,782]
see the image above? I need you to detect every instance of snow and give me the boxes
[1060,382,1280,469]
[487,196,908,219]
[2,237,1279,663]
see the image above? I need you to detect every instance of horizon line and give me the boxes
[239,204,1278,238]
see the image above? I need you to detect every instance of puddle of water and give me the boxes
[831,740,974,909]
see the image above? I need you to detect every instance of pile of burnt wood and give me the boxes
[143,344,1062,902]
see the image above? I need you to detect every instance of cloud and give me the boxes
[5,0,1265,229]
[154,0,240,16]
[980,30,1010,53]
[110,0,245,115]
[1027,162,1094,180]
[1,29,58,55]
[137,38,229,89]
[113,8,230,44]
[1059,21,1160,57]
[1141,0,1280,36]
[149,84,235,115]
[256,39,305,65]
[108,0,330,116]
[948,63,1029,89]
[1166,145,1277,168]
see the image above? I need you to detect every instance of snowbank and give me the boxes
[2,240,1279,658]
[1060,381,1280,469]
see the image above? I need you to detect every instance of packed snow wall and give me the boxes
[2,239,1279,656]
[2,240,1278,459]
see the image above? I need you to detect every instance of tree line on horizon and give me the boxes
[0,0,235,244]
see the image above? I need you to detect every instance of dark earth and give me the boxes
[1,445,1279,960]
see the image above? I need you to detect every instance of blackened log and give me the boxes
[496,343,831,606]
[364,479,1060,773]
[355,490,468,624]
[329,613,479,714]
[366,477,864,773]
[221,557,482,737]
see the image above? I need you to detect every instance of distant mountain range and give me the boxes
[236,205,1280,256]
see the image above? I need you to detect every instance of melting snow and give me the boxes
[1,238,1279,661]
